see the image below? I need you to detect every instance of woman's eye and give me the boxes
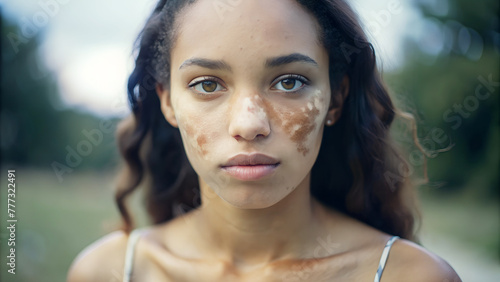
[189,77,224,94]
[198,81,218,92]
[273,76,308,92]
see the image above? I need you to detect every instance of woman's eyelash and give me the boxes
[275,74,310,85]
[271,74,310,92]
[188,76,224,88]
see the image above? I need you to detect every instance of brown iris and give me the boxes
[202,81,217,92]
[281,79,296,90]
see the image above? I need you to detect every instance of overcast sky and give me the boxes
[2,0,420,117]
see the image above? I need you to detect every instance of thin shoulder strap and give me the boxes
[122,229,143,282]
[374,236,399,282]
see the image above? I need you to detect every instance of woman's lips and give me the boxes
[221,164,279,181]
[221,153,280,181]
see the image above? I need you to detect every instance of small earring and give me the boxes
[326,119,333,126]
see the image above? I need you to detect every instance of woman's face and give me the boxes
[160,0,336,209]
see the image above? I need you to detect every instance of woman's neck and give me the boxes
[193,173,324,270]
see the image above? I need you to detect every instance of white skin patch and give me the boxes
[313,89,327,121]
[240,96,267,122]
[302,89,329,150]
[291,124,301,134]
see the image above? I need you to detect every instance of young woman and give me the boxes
[68,0,461,281]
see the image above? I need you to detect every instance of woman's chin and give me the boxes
[217,188,288,210]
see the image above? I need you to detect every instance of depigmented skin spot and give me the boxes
[289,106,320,155]
[255,94,322,156]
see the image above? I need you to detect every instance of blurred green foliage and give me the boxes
[1,14,121,180]
[386,0,499,198]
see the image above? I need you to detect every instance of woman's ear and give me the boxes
[156,83,179,128]
[325,75,350,126]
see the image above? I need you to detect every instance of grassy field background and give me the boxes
[0,168,498,282]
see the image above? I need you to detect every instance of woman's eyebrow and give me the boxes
[178,53,318,71]
[179,58,232,71]
[265,53,318,68]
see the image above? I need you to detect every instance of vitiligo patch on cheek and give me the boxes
[179,118,209,157]
[261,91,325,156]
[287,103,320,156]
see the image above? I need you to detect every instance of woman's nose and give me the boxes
[228,95,271,141]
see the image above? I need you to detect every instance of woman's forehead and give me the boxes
[176,0,318,31]
[171,0,324,67]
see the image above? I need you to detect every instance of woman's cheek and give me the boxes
[176,110,210,160]
[307,90,330,149]
[263,90,327,156]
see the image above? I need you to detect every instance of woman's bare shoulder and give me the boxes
[318,207,461,281]
[384,238,462,282]
[67,230,130,282]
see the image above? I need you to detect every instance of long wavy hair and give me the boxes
[116,0,419,241]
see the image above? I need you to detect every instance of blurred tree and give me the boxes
[1,14,120,179]
[2,13,61,165]
[386,0,499,197]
